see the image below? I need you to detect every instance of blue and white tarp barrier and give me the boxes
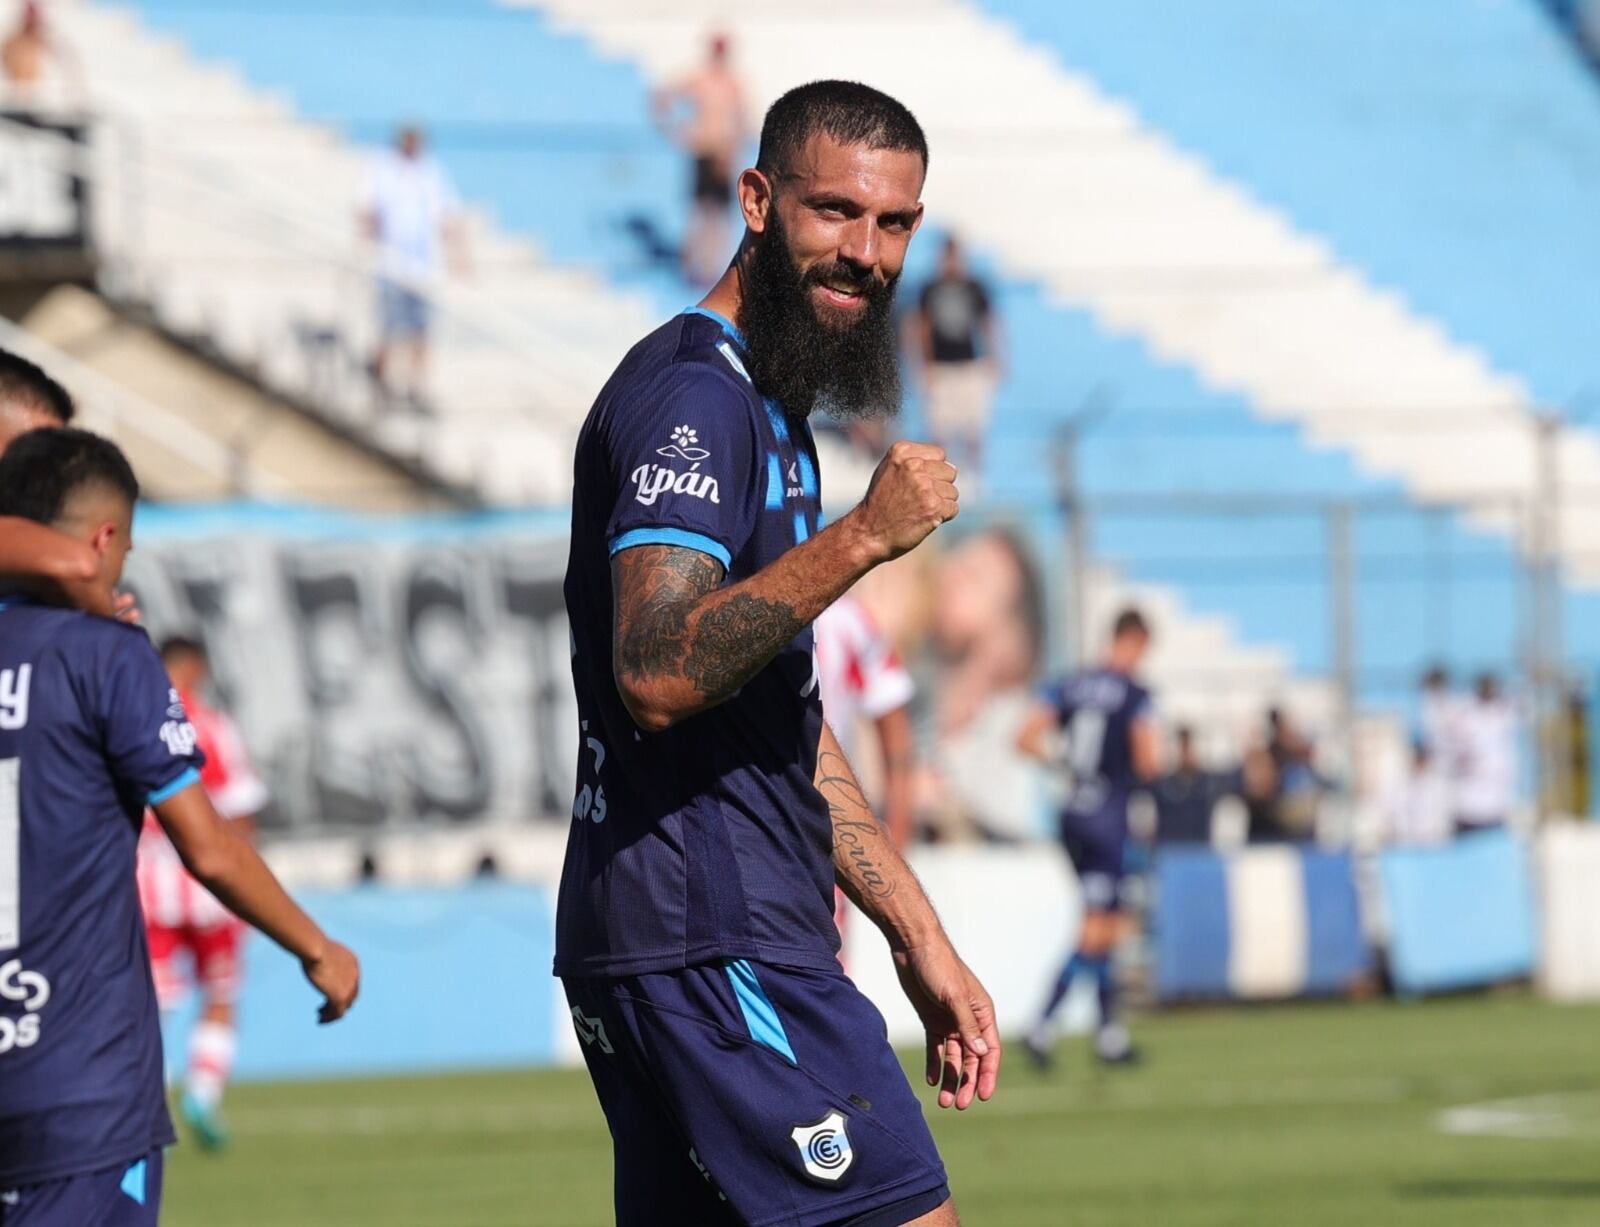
[1154,846,1369,1001]
[1380,828,1537,996]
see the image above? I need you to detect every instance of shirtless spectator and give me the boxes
[2,2,81,110]
[651,32,748,285]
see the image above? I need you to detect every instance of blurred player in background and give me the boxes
[0,428,358,1225]
[1017,607,1158,1067]
[815,593,916,958]
[136,636,268,1150]
[559,81,997,1226]
[651,32,748,285]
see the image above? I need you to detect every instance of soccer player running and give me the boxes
[137,637,270,1151]
[0,429,359,1224]
[558,81,999,1226]
[1017,608,1158,1068]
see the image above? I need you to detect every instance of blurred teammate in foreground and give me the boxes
[558,80,999,1225]
[0,348,135,620]
[137,637,269,1151]
[0,429,359,1224]
[1017,608,1158,1067]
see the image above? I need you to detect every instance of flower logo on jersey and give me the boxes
[790,1111,854,1183]
[656,425,710,462]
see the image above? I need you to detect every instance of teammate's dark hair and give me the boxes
[0,427,138,524]
[160,635,208,666]
[0,347,75,424]
[1112,608,1149,640]
[755,80,928,181]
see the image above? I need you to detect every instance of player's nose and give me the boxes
[836,217,879,270]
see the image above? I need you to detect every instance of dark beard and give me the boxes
[737,215,903,422]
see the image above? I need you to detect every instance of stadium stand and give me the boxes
[36,0,1600,726]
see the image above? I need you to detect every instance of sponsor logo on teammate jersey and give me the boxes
[159,717,198,758]
[0,960,51,1055]
[790,1111,854,1183]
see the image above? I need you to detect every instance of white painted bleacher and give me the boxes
[519,0,1596,577]
[48,1,662,504]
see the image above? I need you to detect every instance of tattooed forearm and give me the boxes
[613,546,722,683]
[683,593,803,698]
[819,747,896,901]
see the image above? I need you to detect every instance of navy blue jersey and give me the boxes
[556,307,832,978]
[0,600,203,1186]
[1038,667,1152,825]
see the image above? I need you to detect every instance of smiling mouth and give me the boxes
[816,283,867,309]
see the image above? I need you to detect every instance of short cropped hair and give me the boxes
[0,348,75,424]
[160,635,208,666]
[1112,607,1149,640]
[0,427,138,524]
[756,80,928,180]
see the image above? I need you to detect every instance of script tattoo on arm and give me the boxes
[611,545,805,721]
[817,738,897,904]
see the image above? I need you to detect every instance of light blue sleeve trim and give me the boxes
[147,765,200,806]
[725,959,798,1065]
[607,527,732,569]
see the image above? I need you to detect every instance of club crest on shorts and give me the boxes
[790,1111,854,1183]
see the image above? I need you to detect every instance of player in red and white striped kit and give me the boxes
[814,594,916,953]
[136,637,268,1151]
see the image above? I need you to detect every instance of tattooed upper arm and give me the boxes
[611,544,725,686]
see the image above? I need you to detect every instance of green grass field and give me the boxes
[164,996,1600,1226]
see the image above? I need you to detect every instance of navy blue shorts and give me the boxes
[564,960,950,1227]
[1060,817,1129,913]
[0,1150,162,1226]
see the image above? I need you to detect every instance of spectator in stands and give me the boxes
[905,235,1003,489]
[360,125,467,409]
[651,32,748,286]
[1454,673,1519,836]
[1151,726,1226,845]
[1265,706,1323,840]
[1239,742,1287,843]
[1418,664,1464,774]
[1,1,80,109]
[1380,739,1452,847]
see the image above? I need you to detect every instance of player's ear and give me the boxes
[738,167,772,235]
[88,520,118,557]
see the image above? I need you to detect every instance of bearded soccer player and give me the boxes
[0,429,359,1224]
[558,81,999,1226]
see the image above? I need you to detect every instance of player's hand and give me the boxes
[112,591,142,624]
[850,441,959,562]
[892,938,1000,1110]
[303,940,361,1024]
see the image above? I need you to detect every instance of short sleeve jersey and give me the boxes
[0,601,204,1186]
[556,308,833,977]
[1038,667,1152,828]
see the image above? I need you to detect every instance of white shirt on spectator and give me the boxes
[363,150,459,284]
[1381,769,1452,846]
[1454,697,1518,826]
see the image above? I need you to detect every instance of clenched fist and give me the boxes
[851,441,959,562]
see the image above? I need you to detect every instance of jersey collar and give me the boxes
[681,305,746,349]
